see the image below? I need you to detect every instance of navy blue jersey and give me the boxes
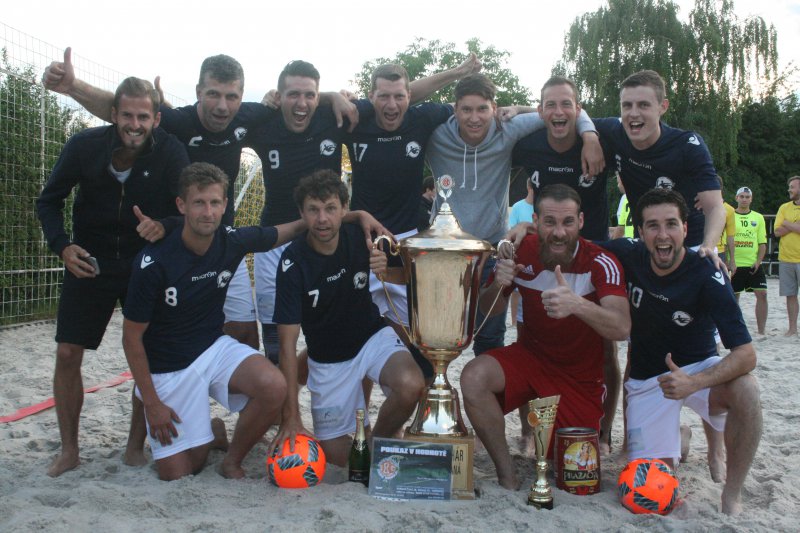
[158,102,274,225]
[249,107,347,227]
[123,224,278,373]
[273,223,384,364]
[600,238,751,380]
[347,101,453,234]
[512,130,612,240]
[593,119,719,247]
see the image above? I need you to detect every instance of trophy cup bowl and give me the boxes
[401,234,492,437]
[527,395,560,509]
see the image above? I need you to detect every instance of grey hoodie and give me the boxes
[426,111,595,243]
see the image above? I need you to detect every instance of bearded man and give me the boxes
[460,184,630,490]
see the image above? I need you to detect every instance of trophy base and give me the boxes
[404,429,475,500]
[527,497,553,510]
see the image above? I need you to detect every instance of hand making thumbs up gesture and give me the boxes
[42,47,75,93]
[657,353,697,400]
[133,205,165,242]
[540,265,580,319]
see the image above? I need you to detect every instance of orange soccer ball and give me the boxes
[618,458,679,515]
[267,435,326,488]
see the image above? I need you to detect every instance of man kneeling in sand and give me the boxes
[461,184,630,490]
[271,170,425,466]
[121,163,305,480]
[601,188,762,515]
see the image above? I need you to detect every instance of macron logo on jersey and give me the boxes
[688,135,700,146]
[140,255,154,269]
[282,259,294,272]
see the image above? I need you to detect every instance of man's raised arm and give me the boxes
[43,47,114,122]
[408,52,482,104]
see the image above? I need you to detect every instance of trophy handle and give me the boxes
[373,235,399,256]
[372,235,413,342]
[473,239,516,338]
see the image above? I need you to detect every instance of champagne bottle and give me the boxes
[348,408,370,486]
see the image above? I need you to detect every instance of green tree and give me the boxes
[352,38,531,106]
[555,0,779,170]
[732,94,800,214]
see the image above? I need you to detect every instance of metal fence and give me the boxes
[762,214,781,277]
[0,22,185,326]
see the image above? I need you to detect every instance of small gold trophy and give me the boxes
[527,395,560,509]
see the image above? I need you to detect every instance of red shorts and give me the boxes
[485,342,605,432]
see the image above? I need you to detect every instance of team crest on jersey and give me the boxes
[671,310,693,326]
[712,271,726,285]
[140,255,154,269]
[405,141,421,158]
[577,174,596,188]
[188,135,203,147]
[217,270,233,288]
[234,127,247,141]
[687,135,700,146]
[520,265,535,275]
[353,271,368,289]
[655,177,675,189]
[751,220,758,227]
[224,226,235,234]
[320,139,337,156]
[615,154,622,172]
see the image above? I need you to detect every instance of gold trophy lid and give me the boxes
[402,175,494,253]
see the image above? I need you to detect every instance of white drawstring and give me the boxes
[460,144,468,189]
[472,147,478,190]
[460,144,479,190]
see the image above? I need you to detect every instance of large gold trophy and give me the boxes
[526,395,561,509]
[374,175,496,498]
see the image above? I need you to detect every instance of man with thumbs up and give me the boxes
[600,188,760,516]
[36,77,189,477]
[461,184,630,490]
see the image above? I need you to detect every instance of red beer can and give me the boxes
[554,427,601,495]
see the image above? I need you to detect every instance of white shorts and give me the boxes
[625,356,727,463]
[223,258,257,323]
[254,243,290,324]
[370,229,416,327]
[135,336,257,460]
[307,326,407,440]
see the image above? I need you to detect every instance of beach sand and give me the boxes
[1,279,797,532]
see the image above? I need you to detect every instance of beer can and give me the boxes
[554,427,601,495]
